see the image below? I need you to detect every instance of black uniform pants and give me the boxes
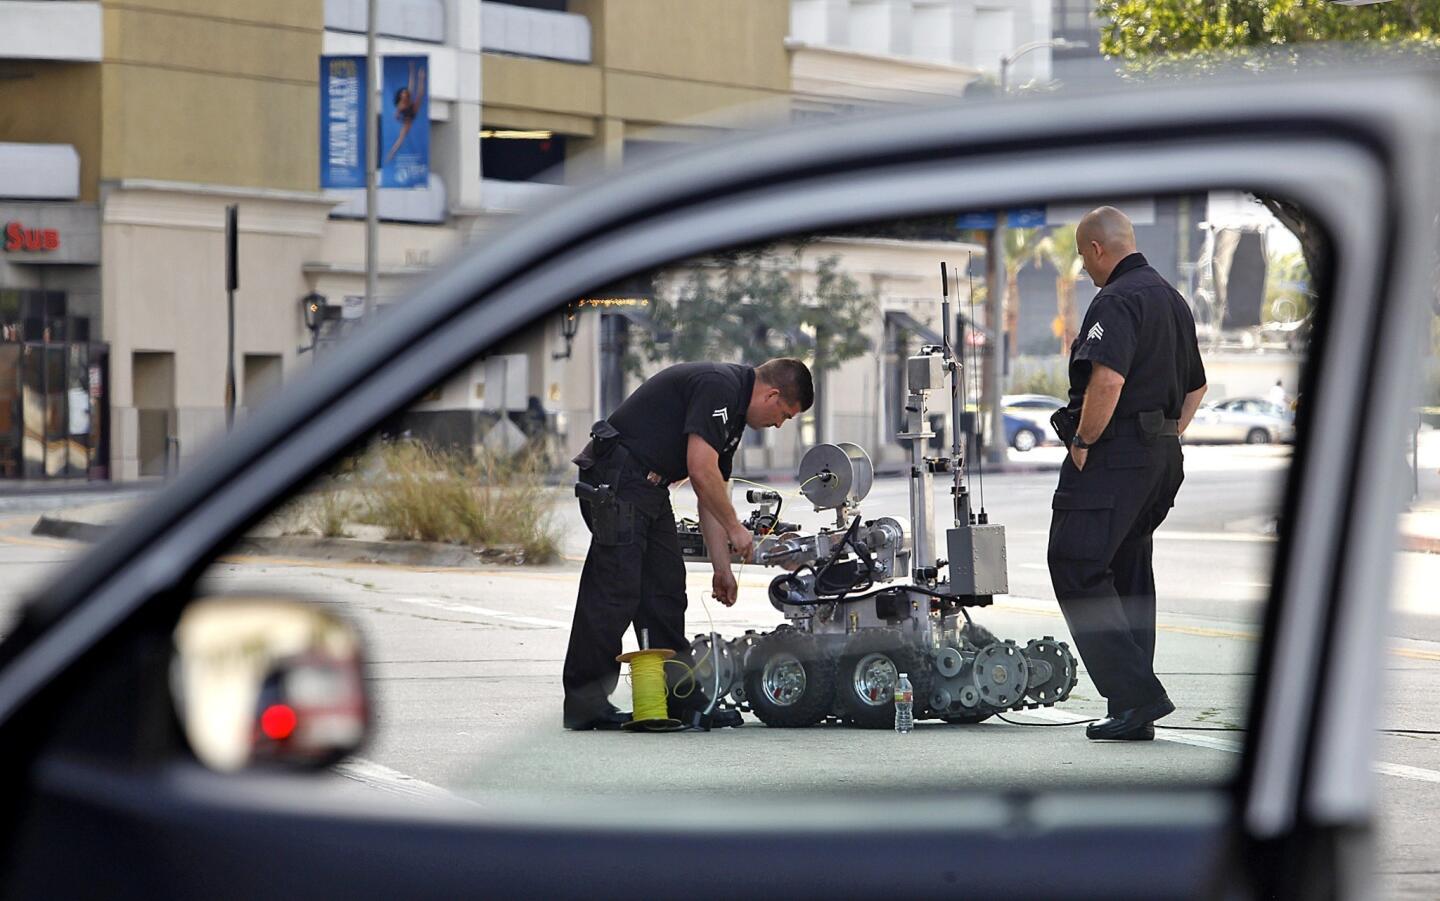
[562,453,698,724]
[1047,434,1184,714]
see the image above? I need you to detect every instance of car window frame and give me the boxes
[1,72,1436,896]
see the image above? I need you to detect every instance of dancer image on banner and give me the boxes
[384,61,426,167]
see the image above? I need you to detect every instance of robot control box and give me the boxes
[946,523,1008,598]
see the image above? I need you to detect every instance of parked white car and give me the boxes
[1185,397,1296,445]
[1001,394,1066,449]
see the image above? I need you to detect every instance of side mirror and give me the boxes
[171,596,369,772]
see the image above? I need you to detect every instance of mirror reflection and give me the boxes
[172,596,368,772]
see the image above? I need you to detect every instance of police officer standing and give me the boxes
[1047,207,1208,741]
[563,358,814,730]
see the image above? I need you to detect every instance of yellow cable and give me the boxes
[730,476,823,500]
[629,652,672,723]
[662,472,825,708]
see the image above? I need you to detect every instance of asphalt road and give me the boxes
[0,441,1438,897]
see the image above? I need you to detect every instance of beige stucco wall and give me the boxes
[100,0,323,192]
[581,0,790,92]
[101,184,333,478]
[0,60,103,201]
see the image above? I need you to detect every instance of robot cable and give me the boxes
[994,712,1247,732]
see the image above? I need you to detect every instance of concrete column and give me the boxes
[567,116,624,184]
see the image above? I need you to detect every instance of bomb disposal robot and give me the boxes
[676,266,1078,728]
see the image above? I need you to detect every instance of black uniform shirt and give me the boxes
[608,362,753,482]
[1066,253,1206,420]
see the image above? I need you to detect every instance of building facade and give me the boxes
[0,0,801,481]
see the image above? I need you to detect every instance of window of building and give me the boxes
[481,130,566,184]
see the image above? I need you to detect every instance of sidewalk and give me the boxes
[1402,501,1440,555]
[34,481,1440,560]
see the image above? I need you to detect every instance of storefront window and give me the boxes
[0,291,104,479]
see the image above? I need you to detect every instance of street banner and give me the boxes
[954,207,1048,230]
[380,55,430,189]
[319,55,367,189]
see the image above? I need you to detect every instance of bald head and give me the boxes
[1075,206,1138,287]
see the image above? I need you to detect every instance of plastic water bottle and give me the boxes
[894,672,914,734]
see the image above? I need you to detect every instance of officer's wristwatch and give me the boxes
[1071,433,1092,450]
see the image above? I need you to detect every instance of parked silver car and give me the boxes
[1184,397,1296,445]
[1001,394,1066,449]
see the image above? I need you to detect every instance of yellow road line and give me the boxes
[2,535,80,551]
[15,528,1440,665]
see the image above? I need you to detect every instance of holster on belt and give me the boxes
[572,420,621,471]
[573,420,623,507]
[1137,410,1165,446]
[1050,408,1079,446]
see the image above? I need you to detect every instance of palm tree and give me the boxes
[1036,228,1086,354]
[1003,228,1046,360]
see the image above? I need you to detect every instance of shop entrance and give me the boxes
[133,351,175,478]
[0,291,107,480]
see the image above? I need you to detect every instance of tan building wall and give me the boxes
[101,183,334,479]
[581,0,790,92]
[482,0,791,187]
[0,61,103,200]
[100,0,324,192]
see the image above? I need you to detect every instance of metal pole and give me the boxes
[984,214,1007,465]
[940,263,971,527]
[225,203,237,430]
[364,0,379,320]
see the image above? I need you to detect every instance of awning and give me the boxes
[326,173,448,224]
[886,309,992,350]
[0,144,79,200]
[885,310,943,346]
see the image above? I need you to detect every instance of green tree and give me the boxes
[1100,0,1440,283]
[1036,228,1086,354]
[1100,0,1440,72]
[1003,228,1047,359]
[1264,249,1311,325]
[631,246,874,375]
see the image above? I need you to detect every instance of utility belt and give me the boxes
[1050,408,1179,447]
[572,421,671,510]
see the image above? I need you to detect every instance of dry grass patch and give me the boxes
[359,441,559,563]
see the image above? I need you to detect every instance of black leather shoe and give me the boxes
[1086,722,1155,741]
[707,708,744,729]
[678,707,745,731]
[563,706,632,731]
[1085,695,1175,741]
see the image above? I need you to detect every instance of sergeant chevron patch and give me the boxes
[1087,322,1105,342]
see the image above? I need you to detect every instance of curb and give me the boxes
[1404,535,1440,555]
[32,517,110,543]
[32,517,533,568]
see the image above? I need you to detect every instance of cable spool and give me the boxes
[616,648,683,732]
[797,442,873,510]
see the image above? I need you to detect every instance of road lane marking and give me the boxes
[1021,709,1440,783]
[0,533,81,551]
[393,596,570,629]
[335,757,473,804]
[1375,762,1440,785]
[1154,532,1276,544]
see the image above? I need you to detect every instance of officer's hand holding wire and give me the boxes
[712,568,738,607]
[726,522,755,562]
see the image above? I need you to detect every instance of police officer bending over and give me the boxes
[563,358,814,730]
[1047,207,1208,742]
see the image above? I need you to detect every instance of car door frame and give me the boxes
[1,73,1437,899]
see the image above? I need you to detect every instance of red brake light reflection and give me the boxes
[260,704,298,740]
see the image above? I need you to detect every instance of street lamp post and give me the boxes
[983,37,1086,464]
